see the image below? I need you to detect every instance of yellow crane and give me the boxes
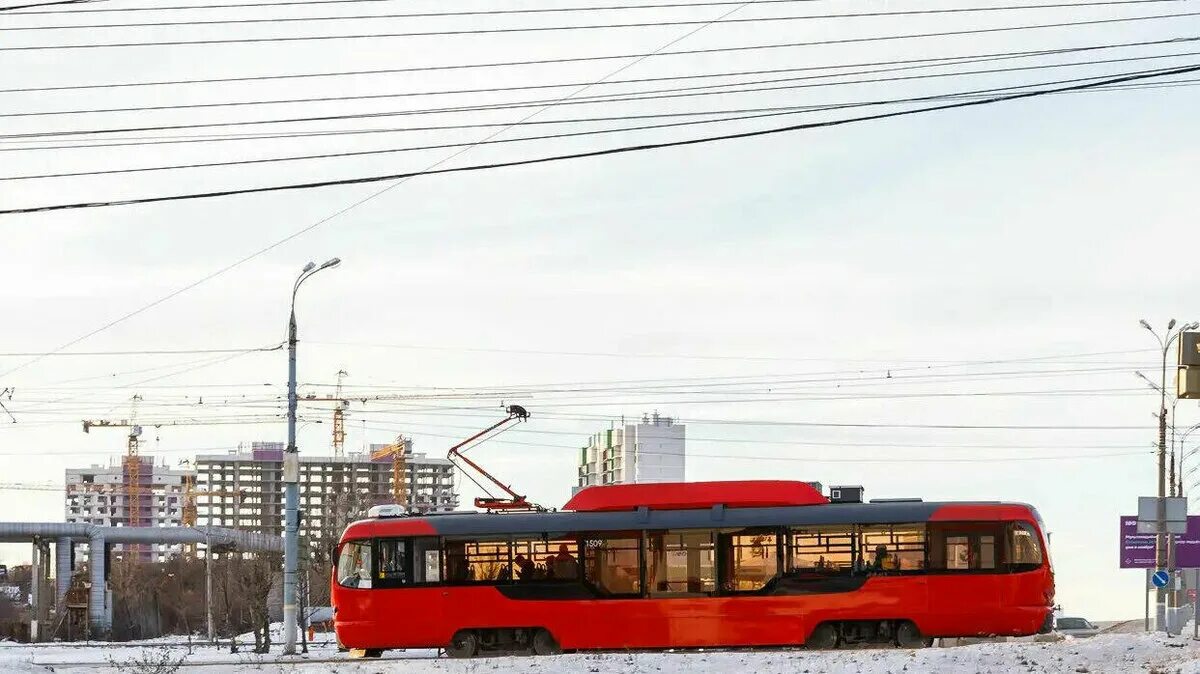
[369,435,410,507]
[332,369,348,459]
[83,394,145,530]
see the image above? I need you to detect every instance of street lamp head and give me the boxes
[301,261,316,273]
[319,257,341,270]
[1169,318,1178,330]
[1140,319,1152,331]
[1187,322,1199,331]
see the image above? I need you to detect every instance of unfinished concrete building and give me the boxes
[194,441,457,544]
[64,459,193,562]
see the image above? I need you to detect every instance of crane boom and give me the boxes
[370,435,409,507]
[446,405,542,511]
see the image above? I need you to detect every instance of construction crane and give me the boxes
[369,435,410,507]
[332,369,348,459]
[178,460,247,528]
[447,405,543,512]
[83,401,270,536]
[83,394,145,530]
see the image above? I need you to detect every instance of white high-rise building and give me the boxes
[575,413,685,494]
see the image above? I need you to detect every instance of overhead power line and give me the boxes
[0,0,751,381]
[4,62,1195,215]
[5,64,1193,181]
[8,46,1197,121]
[5,9,1197,51]
[9,1,1183,31]
[4,34,1190,95]
[0,344,282,356]
[0,0,93,11]
[1,0,821,15]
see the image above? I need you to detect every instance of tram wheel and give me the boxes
[804,623,840,649]
[531,629,562,656]
[894,621,928,649]
[446,630,480,658]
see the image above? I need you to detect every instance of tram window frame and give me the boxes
[928,522,1007,573]
[442,536,512,585]
[788,525,856,575]
[372,537,443,589]
[857,524,927,573]
[717,528,781,594]
[646,529,717,597]
[1007,521,1044,573]
[375,538,409,588]
[511,533,582,583]
[580,531,643,597]
[336,540,373,589]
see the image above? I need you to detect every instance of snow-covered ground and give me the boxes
[2,633,1199,673]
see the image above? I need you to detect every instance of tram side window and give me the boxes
[581,533,641,596]
[647,530,716,596]
[719,528,779,592]
[443,538,510,584]
[377,539,408,586]
[790,526,855,574]
[412,536,442,583]
[928,523,1005,572]
[1008,522,1044,572]
[858,524,926,572]
[336,540,372,588]
[512,534,580,582]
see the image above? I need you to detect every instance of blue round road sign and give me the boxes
[1152,570,1170,588]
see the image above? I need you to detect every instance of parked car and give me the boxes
[1054,616,1100,638]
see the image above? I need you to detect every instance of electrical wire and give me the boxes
[361,424,1154,462]
[9,46,1198,122]
[359,419,1154,450]
[5,62,1195,214]
[6,35,1190,95]
[0,0,756,382]
[1,0,822,16]
[10,0,1184,31]
[6,9,1197,51]
[0,345,281,356]
[0,0,93,11]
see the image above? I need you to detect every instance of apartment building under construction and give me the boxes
[194,441,457,543]
[64,458,193,561]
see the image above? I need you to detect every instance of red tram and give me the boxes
[331,480,1054,657]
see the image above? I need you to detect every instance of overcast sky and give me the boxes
[2,0,1198,620]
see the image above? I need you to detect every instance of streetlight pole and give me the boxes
[1140,318,1198,633]
[283,258,340,655]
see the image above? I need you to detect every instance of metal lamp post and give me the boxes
[284,257,340,655]
[1136,372,1182,497]
[1139,319,1198,633]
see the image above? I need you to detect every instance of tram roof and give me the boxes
[341,480,1039,540]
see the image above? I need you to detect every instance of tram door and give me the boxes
[926,523,1003,635]
[375,537,444,644]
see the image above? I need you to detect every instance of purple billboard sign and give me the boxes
[1120,515,1200,568]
